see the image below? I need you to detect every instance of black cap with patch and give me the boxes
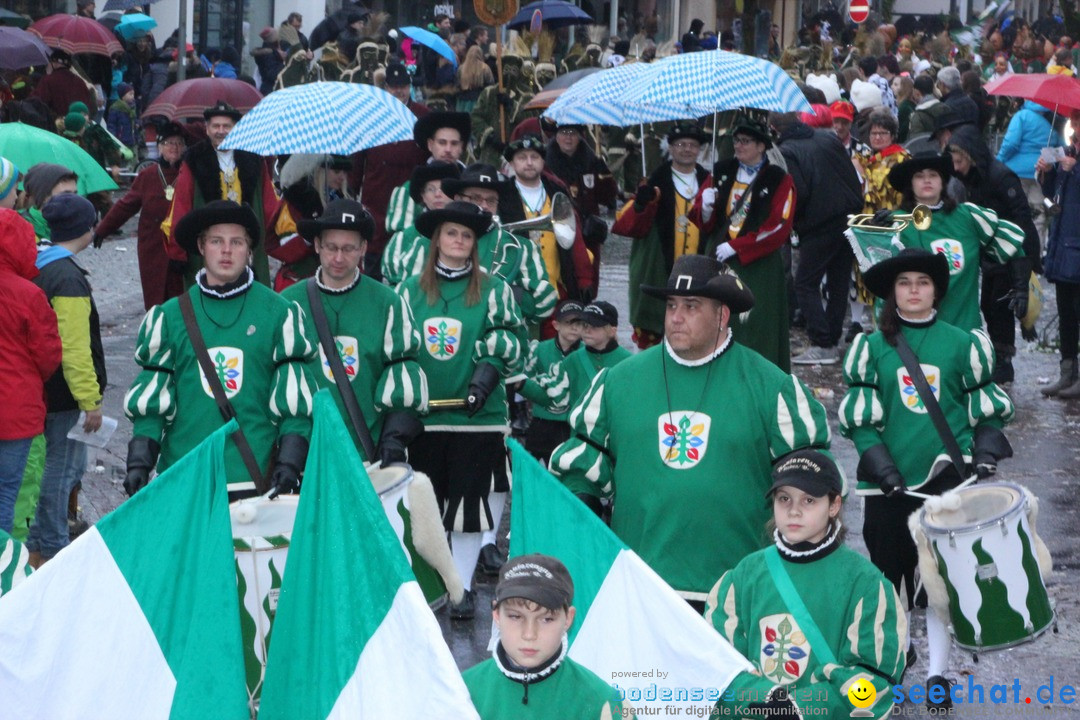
[581,300,618,327]
[495,554,575,610]
[767,449,842,498]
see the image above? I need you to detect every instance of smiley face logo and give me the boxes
[847,678,876,711]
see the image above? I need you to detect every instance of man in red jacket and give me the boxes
[30,50,96,122]
[0,209,62,535]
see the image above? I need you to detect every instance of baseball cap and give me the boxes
[580,300,618,327]
[554,299,585,322]
[494,554,575,609]
[767,449,842,498]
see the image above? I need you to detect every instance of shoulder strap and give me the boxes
[178,292,267,493]
[763,546,839,667]
[305,279,377,461]
[892,332,967,476]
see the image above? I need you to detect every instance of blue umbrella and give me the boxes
[624,50,812,113]
[103,0,166,9]
[114,12,157,39]
[507,0,592,30]
[398,26,457,68]
[544,63,706,126]
[219,82,417,156]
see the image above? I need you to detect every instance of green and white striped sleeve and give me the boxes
[964,202,1024,264]
[269,302,318,437]
[550,369,614,498]
[474,279,524,376]
[375,294,429,414]
[768,373,831,459]
[124,305,177,443]
[838,333,886,453]
[385,181,417,235]
[962,329,1015,428]
[511,231,558,322]
[521,358,571,413]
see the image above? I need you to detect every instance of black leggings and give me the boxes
[1057,281,1080,360]
[408,431,504,532]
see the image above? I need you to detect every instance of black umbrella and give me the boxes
[542,66,602,91]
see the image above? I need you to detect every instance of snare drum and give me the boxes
[231,495,299,708]
[370,463,450,609]
[918,482,1054,651]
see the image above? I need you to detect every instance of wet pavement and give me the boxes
[79,220,1080,715]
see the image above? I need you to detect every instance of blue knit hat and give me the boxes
[0,158,18,203]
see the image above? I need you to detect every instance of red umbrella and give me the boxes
[141,78,263,121]
[985,73,1080,114]
[28,14,123,57]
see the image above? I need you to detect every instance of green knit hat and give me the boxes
[63,112,87,135]
[68,101,89,116]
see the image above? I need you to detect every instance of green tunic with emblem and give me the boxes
[705,543,907,720]
[550,339,832,597]
[839,319,1014,494]
[397,272,523,431]
[464,654,628,720]
[891,202,1024,330]
[281,274,428,460]
[125,277,318,490]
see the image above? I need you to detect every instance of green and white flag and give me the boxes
[0,422,249,720]
[0,528,31,599]
[508,439,752,715]
[257,392,478,719]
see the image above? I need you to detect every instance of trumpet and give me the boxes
[501,192,577,249]
[847,204,933,233]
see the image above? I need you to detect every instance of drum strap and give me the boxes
[764,547,839,667]
[179,292,268,493]
[893,333,967,477]
[305,278,377,461]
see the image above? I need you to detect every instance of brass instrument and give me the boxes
[847,204,933,233]
[501,192,577,249]
[428,399,467,410]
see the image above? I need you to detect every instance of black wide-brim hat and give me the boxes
[413,111,472,149]
[667,121,709,145]
[887,152,952,193]
[409,161,462,205]
[641,255,755,313]
[297,199,375,242]
[503,134,547,162]
[441,163,515,200]
[175,200,261,255]
[731,119,773,148]
[862,247,950,301]
[203,100,242,122]
[415,200,493,240]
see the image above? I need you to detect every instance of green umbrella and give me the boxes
[0,122,119,195]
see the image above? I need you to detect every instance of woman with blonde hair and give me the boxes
[456,45,494,113]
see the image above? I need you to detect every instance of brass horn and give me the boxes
[501,192,577,249]
[848,204,932,233]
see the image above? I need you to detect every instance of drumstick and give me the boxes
[906,475,979,500]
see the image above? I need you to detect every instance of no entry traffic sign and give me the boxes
[849,0,869,23]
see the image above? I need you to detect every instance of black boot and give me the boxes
[449,589,476,620]
[478,543,507,575]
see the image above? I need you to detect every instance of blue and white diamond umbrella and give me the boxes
[545,62,708,126]
[220,82,417,156]
[625,50,813,114]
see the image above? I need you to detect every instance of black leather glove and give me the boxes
[92,233,103,249]
[633,185,657,211]
[870,208,895,228]
[971,425,1013,480]
[583,214,608,245]
[124,436,160,496]
[1007,256,1033,320]
[857,444,906,497]
[376,412,424,466]
[497,91,513,109]
[465,362,501,418]
[268,434,309,499]
[168,258,188,274]
[575,492,604,518]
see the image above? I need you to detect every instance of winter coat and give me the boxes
[776,121,863,236]
[0,212,62,440]
[106,98,137,148]
[1041,147,1080,284]
[998,101,1061,180]
[942,88,980,128]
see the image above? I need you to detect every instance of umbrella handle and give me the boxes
[497,34,506,143]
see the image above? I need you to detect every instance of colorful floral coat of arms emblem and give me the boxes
[897,364,940,414]
[930,238,965,274]
[657,411,711,468]
[424,317,462,361]
[758,613,811,685]
[199,346,243,399]
[318,335,359,382]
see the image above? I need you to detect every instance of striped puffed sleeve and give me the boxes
[125,305,177,444]
[964,202,1025,264]
[473,279,524,376]
[962,329,1015,429]
[380,229,410,286]
[767,373,831,459]
[511,230,559,322]
[385,182,417,235]
[550,369,614,499]
[375,293,429,414]
[838,333,886,454]
[520,356,571,413]
[269,301,319,437]
[799,575,908,720]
